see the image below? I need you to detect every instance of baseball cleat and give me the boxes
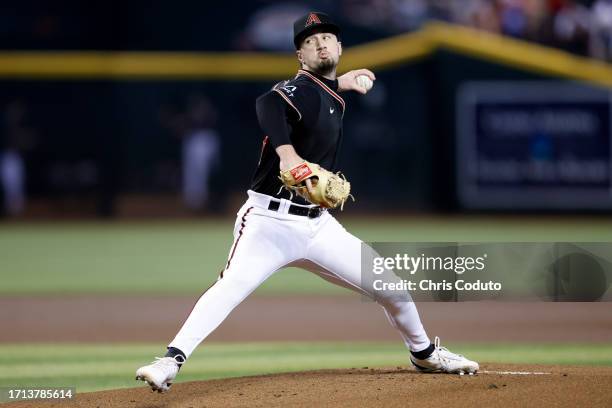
[410,336,479,375]
[135,356,183,393]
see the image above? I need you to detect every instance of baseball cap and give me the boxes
[293,12,341,49]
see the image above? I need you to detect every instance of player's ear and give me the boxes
[337,41,342,56]
[296,49,304,64]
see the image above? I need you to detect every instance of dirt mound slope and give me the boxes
[6,364,612,408]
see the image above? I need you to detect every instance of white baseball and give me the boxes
[356,75,373,92]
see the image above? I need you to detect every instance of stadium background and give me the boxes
[1,0,611,404]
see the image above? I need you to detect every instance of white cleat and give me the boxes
[135,356,183,393]
[410,336,479,375]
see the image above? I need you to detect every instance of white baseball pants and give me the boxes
[168,190,430,357]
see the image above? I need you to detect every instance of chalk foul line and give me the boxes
[480,370,552,375]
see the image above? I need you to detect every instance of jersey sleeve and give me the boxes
[255,91,293,148]
[272,80,319,124]
[255,81,320,148]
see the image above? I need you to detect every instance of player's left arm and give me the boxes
[337,69,376,94]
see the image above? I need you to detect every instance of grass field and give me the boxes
[1,342,611,393]
[2,217,612,295]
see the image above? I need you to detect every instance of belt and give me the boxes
[268,200,323,218]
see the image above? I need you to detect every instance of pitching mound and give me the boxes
[7,364,612,408]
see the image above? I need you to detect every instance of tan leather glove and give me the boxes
[279,161,353,210]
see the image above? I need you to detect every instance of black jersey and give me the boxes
[251,69,346,204]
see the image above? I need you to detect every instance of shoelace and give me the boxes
[434,336,465,362]
[149,356,183,372]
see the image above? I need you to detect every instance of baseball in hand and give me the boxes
[355,75,373,92]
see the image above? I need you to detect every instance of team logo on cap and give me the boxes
[305,12,321,27]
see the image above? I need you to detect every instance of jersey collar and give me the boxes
[298,69,339,91]
[296,69,345,113]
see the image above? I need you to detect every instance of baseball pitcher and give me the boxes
[136,11,479,392]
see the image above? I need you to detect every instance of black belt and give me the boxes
[268,200,323,218]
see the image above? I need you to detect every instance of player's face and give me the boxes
[297,32,342,76]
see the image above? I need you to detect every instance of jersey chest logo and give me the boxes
[279,85,297,97]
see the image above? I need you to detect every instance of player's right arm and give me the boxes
[255,88,308,171]
[255,86,317,193]
[275,145,303,171]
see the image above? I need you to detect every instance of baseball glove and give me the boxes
[279,161,354,209]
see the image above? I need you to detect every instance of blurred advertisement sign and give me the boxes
[456,82,612,210]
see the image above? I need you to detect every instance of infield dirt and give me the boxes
[1,296,610,342]
[5,364,612,408]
